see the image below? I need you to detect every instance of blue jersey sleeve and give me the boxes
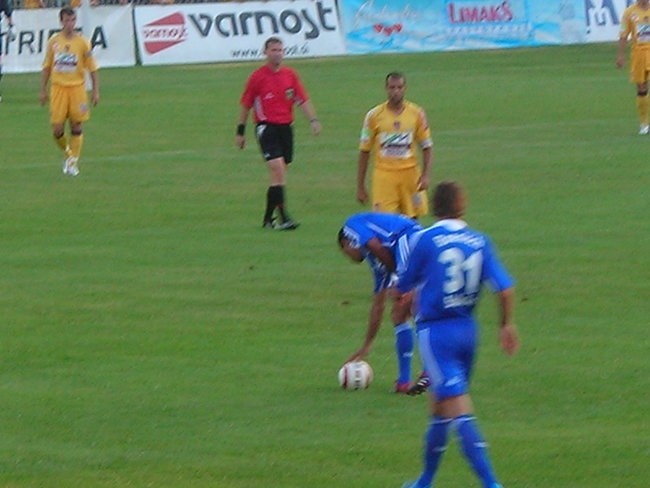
[396,229,427,294]
[481,237,515,292]
[367,254,391,293]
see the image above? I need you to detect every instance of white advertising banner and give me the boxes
[585,0,632,43]
[2,6,136,74]
[133,0,345,66]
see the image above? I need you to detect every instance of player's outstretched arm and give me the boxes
[345,290,386,363]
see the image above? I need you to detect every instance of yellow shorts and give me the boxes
[630,48,650,84]
[49,84,90,125]
[371,166,428,218]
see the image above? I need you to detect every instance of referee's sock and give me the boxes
[264,185,282,223]
[275,185,290,222]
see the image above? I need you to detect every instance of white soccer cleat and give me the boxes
[639,124,649,135]
[63,156,79,176]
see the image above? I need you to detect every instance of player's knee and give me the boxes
[71,127,83,136]
[391,300,411,324]
[638,89,648,97]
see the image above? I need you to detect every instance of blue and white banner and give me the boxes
[339,0,587,54]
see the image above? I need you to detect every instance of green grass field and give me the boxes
[0,42,648,487]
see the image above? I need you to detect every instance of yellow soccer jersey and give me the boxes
[620,3,650,48]
[43,32,98,87]
[359,100,433,171]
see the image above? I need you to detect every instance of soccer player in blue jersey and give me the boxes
[338,212,422,393]
[396,181,520,488]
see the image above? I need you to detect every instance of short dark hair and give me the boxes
[433,181,465,218]
[264,37,283,50]
[60,6,75,20]
[385,71,406,84]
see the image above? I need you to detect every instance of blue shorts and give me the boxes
[417,319,477,400]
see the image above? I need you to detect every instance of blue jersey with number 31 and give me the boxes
[397,219,514,327]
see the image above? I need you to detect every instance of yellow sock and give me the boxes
[55,134,70,156]
[637,94,649,125]
[69,134,84,159]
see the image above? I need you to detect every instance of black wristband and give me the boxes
[236,124,245,136]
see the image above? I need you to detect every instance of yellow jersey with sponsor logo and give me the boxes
[359,100,433,171]
[43,32,98,87]
[620,3,650,49]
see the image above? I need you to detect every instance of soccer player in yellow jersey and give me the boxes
[357,72,433,218]
[617,0,650,135]
[40,7,99,176]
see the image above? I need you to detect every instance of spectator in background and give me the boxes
[23,0,45,8]
[0,0,15,103]
[69,0,100,7]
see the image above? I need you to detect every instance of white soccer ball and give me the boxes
[338,360,373,390]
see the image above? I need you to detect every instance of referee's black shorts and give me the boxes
[255,122,294,164]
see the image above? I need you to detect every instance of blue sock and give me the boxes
[416,416,451,487]
[394,323,413,384]
[454,415,500,488]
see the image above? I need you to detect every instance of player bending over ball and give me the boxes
[338,212,422,394]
